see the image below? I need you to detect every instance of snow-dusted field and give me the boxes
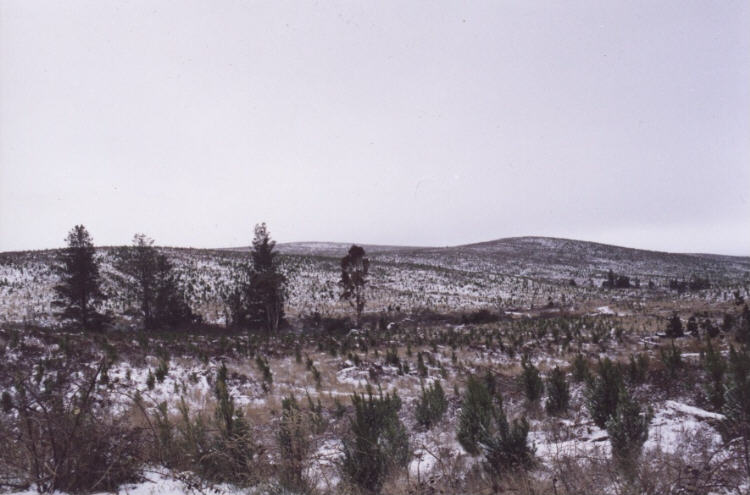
[1,237,749,494]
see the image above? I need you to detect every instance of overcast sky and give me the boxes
[1,1,748,255]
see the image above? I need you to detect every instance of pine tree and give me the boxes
[606,388,651,478]
[723,345,750,478]
[152,253,198,329]
[116,234,158,327]
[342,386,409,494]
[545,366,570,415]
[520,355,544,403]
[415,380,448,429]
[480,405,534,484]
[115,234,196,330]
[277,394,310,493]
[457,375,495,455]
[702,337,726,411]
[665,312,684,338]
[52,225,107,330]
[248,223,286,333]
[737,304,750,344]
[340,245,369,327]
[585,358,624,428]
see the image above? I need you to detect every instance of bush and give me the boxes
[585,358,624,428]
[0,360,143,493]
[256,355,273,392]
[626,353,649,385]
[148,363,262,486]
[703,338,726,410]
[417,352,428,378]
[277,395,311,493]
[480,406,534,484]
[457,375,495,455]
[666,313,684,338]
[571,353,591,383]
[415,380,448,429]
[660,341,683,380]
[606,388,651,478]
[723,345,750,479]
[341,386,409,493]
[545,366,570,416]
[520,356,544,403]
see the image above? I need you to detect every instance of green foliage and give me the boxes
[225,223,286,332]
[665,313,684,338]
[415,380,448,429]
[660,341,683,380]
[255,355,273,392]
[606,388,651,478]
[155,358,169,383]
[571,353,591,383]
[545,366,570,415]
[723,345,750,478]
[702,338,726,410]
[457,375,495,455]
[417,352,428,378]
[146,370,155,390]
[480,406,534,481]
[585,357,624,428]
[384,346,400,367]
[626,353,649,385]
[52,225,107,331]
[737,305,750,344]
[520,355,544,403]
[341,386,409,494]
[277,394,311,493]
[115,234,198,330]
[340,245,369,327]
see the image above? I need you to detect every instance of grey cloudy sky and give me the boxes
[1,0,749,255]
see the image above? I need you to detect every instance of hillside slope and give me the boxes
[1,237,748,326]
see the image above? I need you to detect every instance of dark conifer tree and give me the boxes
[247,223,286,333]
[116,234,196,330]
[52,225,107,330]
[666,312,684,338]
[340,245,369,327]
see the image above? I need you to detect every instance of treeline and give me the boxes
[601,269,713,292]
[50,223,371,334]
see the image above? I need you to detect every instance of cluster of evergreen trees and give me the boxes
[51,223,287,333]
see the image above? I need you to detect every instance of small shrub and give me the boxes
[723,345,750,480]
[520,356,544,403]
[457,375,495,455]
[606,388,651,478]
[417,352,428,378]
[627,353,649,385]
[415,380,448,429]
[665,313,684,338]
[480,406,534,484]
[545,366,570,416]
[277,394,311,493]
[256,355,273,392]
[571,353,591,383]
[585,357,624,428]
[155,358,169,383]
[341,386,410,494]
[702,338,726,410]
[660,341,683,380]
